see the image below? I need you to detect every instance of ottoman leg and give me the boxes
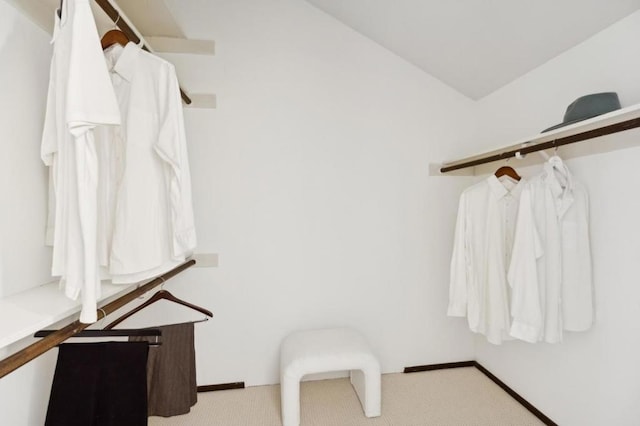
[350,364,381,418]
[281,374,301,426]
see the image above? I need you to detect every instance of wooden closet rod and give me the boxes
[0,259,196,379]
[93,0,193,105]
[440,117,640,173]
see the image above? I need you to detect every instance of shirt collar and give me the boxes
[108,42,139,82]
[487,174,525,200]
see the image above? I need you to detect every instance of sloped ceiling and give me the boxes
[10,0,640,100]
[305,0,640,100]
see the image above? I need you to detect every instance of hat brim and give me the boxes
[541,115,597,133]
[541,110,619,133]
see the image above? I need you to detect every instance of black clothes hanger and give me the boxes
[34,329,161,338]
[494,165,521,181]
[104,289,213,330]
[35,328,163,346]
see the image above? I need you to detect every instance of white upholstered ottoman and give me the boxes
[279,327,381,426]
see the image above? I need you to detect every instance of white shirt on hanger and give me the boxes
[508,157,593,343]
[98,42,197,283]
[41,0,121,323]
[448,174,525,344]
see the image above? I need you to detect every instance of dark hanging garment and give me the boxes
[45,342,149,426]
[130,322,198,417]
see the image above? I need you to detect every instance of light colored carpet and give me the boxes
[149,367,546,426]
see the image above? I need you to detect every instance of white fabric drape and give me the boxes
[448,175,525,344]
[449,157,593,344]
[42,3,197,322]
[41,0,121,323]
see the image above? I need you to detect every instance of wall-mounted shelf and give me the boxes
[184,94,217,109]
[0,260,196,378]
[0,256,207,351]
[436,102,640,174]
[0,280,135,350]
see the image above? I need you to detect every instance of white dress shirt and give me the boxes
[41,0,121,323]
[508,157,593,343]
[448,175,525,344]
[97,42,197,283]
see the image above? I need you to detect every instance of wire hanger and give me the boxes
[104,289,213,330]
[101,14,130,50]
[546,147,570,188]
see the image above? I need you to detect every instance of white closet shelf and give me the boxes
[184,94,217,109]
[0,261,196,379]
[435,102,640,175]
[0,281,137,349]
[146,37,215,55]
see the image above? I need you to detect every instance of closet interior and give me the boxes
[2,1,640,425]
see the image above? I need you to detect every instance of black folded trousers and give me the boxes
[45,342,149,426]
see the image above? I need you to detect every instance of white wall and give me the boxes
[472,11,640,426]
[0,1,52,299]
[0,2,57,425]
[149,0,477,386]
[0,1,477,424]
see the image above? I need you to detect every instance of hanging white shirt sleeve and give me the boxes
[42,57,58,246]
[66,0,121,136]
[154,64,197,258]
[508,187,544,343]
[448,193,468,316]
[66,0,120,324]
[41,1,120,324]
